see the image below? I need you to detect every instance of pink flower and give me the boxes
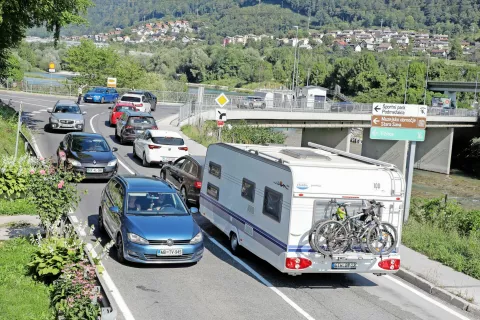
[29,169,35,174]
[39,157,44,161]
[39,170,46,175]
[57,180,65,189]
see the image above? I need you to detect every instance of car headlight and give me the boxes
[50,117,59,123]
[128,233,149,245]
[75,120,84,124]
[107,159,117,167]
[189,231,203,244]
[67,158,81,167]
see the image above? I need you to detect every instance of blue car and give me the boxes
[83,87,119,103]
[98,175,204,264]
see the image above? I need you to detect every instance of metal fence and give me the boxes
[178,99,479,124]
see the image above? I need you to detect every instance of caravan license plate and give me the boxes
[157,249,182,256]
[332,262,357,270]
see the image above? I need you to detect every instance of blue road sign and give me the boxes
[370,127,426,142]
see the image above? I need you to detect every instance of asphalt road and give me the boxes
[0,90,474,320]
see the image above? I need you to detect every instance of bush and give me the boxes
[0,155,84,223]
[0,198,36,215]
[181,120,286,147]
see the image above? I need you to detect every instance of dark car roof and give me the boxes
[70,132,104,138]
[124,110,153,117]
[117,175,176,193]
[56,100,78,105]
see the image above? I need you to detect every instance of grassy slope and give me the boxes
[0,105,25,157]
[0,239,53,320]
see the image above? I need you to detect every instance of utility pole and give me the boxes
[380,18,384,32]
[307,68,311,86]
[291,26,299,92]
[404,60,411,104]
[423,54,430,105]
[475,72,479,105]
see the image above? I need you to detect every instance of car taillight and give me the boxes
[148,145,161,149]
[378,259,400,271]
[194,181,202,189]
[125,125,133,129]
[138,103,143,107]
[178,146,188,151]
[151,126,158,130]
[285,257,312,270]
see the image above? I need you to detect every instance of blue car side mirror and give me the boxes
[109,206,120,214]
[190,207,199,214]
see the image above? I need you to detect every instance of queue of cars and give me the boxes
[45,90,202,265]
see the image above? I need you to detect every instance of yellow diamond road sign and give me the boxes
[215,93,229,107]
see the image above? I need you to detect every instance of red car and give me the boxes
[109,102,137,126]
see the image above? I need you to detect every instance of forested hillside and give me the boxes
[42,0,480,37]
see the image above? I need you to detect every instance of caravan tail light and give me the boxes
[285,257,312,270]
[194,181,202,189]
[178,146,188,151]
[378,259,400,271]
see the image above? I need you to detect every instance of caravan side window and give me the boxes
[208,162,221,178]
[263,187,282,222]
[241,178,255,202]
[206,183,219,200]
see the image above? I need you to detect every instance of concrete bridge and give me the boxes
[177,101,479,175]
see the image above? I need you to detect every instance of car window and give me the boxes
[151,136,184,145]
[93,88,106,93]
[62,134,70,149]
[71,136,111,152]
[144,132,151,140]
[181,159,192,173]
[121,96,141,103]
[174,158,185,168]
[115,106,135,112]
[127,116,155,126]
[189,163,198,176]
[142,96,147,102]
[126,192,188,215]
[54,104,81,114]
[108,180,124,212]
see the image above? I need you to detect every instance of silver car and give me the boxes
[237,96,266,109]
[47,100,86,131]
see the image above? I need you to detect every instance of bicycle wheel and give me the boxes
[308,220,325,252]
[366,223,398,255]
[313,220,349,255]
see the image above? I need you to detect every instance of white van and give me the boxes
[200,142,405,275]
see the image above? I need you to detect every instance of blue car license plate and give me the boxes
[157,249,182,256]
[332,262,357,270]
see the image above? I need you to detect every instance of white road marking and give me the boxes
[90,113,135,175]
[32,111,41,114]
[70,215,79,223]
[385,275,471,320]
[0,93,66,103]
[206,235,315,320]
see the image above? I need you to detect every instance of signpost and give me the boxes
[48,62,55,94]
[107,78,117,88]
[370,103,428,223]
[215,93,229,141]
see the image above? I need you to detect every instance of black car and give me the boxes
[127,90,157,111]
[57,132,119,180]
[115,110,157,145]
[160,156,204,207]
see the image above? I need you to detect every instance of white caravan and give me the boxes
[199,142,405,275]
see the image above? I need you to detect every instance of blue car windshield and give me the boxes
[126,192,188,215]
[54,105,80,114]
[93,88,107,93]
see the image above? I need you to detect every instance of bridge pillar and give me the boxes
[414,128,454,174]
[444,91,457,108]
[301,128,351,152]
[361,128,408,173]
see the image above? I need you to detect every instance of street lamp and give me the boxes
[291,26,299,93]
[423,54,430,105]
[404,60,411,104]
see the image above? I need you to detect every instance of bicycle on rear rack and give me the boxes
[310,200,398,256]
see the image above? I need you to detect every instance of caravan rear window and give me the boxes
[208,162,221,178]
[241,178,255,202]
[263,187,282,222]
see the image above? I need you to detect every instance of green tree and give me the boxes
[5,54,24,81]
[449,38,463,60]
[0,0,92,79]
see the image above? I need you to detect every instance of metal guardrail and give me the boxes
[178,99,479,123]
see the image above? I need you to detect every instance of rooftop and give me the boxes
[118,175,176,192]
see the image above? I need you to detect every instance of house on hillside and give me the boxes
[430,49,448,57]
[350,44,362,52]
[376,43,393,52]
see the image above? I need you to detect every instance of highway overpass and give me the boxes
[178,101,479,176]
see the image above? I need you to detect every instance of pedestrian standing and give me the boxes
[77,84,86,104]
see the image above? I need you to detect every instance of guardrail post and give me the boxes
[14,102,23,160]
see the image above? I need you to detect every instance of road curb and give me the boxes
[396,268,479,317]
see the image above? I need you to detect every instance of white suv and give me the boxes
[120,93,152,112]
[133,129,189,167]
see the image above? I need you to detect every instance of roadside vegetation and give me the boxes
[0,238,53,320]
[403,198,480,280]
[0,104,25,157]
[181,120,286,147]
